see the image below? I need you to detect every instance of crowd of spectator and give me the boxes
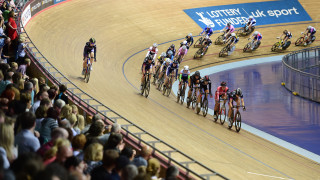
[0,1,181,180]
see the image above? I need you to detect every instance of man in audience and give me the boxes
[30,90,48,113]
[132,144,152,167]
[14,112,40,154]
[90,149,119,180]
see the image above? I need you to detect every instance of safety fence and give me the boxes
[16,0,229,179]
[282,46,320,102]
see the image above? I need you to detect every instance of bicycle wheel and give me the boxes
[153,67,159,84]
[84,67,90,83]
[180,86,186,105]
[219,105,226,125]
[236,28,244,37]
[144,79,150,98]
[243,43,250,52]
[219,46,228,57]
[191,96,197,110]
[162,84,166,95]
[176,89,181,103]
[196,102,200,114]
[228,111,234,129]
[202,99,208,117]
[194,37,202,48]
[166,82,172,97]
[271,42,280,52]
[235,111,242,132]
[214,35,223,45]
[194,48,202,59]
[295,37,304,46]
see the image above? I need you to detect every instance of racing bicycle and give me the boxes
[176,81,187,105]
[271,37,291,52]
[236,24,255,37]
[141,72,151,98]
[84,57,92,83]
[295,32,316,46]
[243,39,261,52]
[187,84,200,109]
[214,98,227,125]
[193,34,207,48]
[194,45,208,59]
[228,105,245,132]
[162,74,174,97]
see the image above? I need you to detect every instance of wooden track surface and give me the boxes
[26,0,320,179]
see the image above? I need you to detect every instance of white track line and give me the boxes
[247,171,294,180]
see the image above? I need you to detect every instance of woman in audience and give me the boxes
[39,107,59,143]
[0,122,15,166]
[83,142,103,174]
[35,105,48,131]
[6,11,17,50]
[71,134,86,158]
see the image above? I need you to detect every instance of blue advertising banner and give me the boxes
[54,0,65,4]
[183,0,312,31]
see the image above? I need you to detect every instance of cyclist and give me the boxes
[155,52,166,74]
[226,33,239,55]
[201,35,212,56]
[166,50,174,60]
[244,16,256,32]
[141,55,155,90]
[278,30,292,47]
[166,44,176,57]
[200,25,214,37]
[176,45,188,63]
[249,31,262,50]
[302,26,316,46]
[213,81,229,119]
[157,58,171,85]
[163,60,179,90]
[221,22,235,41]
[227,88,246,126]
[146,43,158,61]
[187,71,201,104]
[180,40,188,48]
[178,65,190,96]
[198,75,213,108]
[82,38,96,75]
[185,33,194,48]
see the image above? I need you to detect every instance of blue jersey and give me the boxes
[254,33,262,41]
[246,17,256,26]
[201,27,213,36]
[166,63,179,77]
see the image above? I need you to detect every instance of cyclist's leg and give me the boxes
[227,99,233,119]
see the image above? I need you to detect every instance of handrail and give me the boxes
[16,1,229,179]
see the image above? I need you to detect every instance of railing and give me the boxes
[16,0,229,179]
[282,46,320,102]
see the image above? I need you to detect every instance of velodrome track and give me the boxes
[25,0,320,179]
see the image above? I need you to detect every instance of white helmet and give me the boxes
[231,33,236,37]
[153,43,158,48]
[249,16,253,19]
[166,58,171,63]
[307,26,312,30]
[188,33,192,37]
[182,45,187,50]
[253,31,259,36]
[184,65,189,71]
[182,40,187,45]
[161,52,166,57]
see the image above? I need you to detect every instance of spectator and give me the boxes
[82,113,102,133]
[115,155,130,179]
[39,107,59,143]
[72,134,86,157]
[38,76,46,87]
[86,120,109,144]
[35,105,48,131]
[23,81,34,106]
[6,11,17,49]
[30,90,48,113]
[35,162,69,180]
[15,36,27,65]
[30,78,39,95]
[11,152,44,180]
[54,139,73,165]
[0,122,15,168]
[37,127,68,158]
[132,144,152,168]
[1,35,11,64]
[84,142,103,174]
[122,164,138,180]
[104,132,125,152]
[53,99,65,114]
[68,113,79,136]
[0,71,13,94]
[165,165,179,180]
[90,149,119,180]
[20,92,31,111]
[14,112,40,155]
[146,158,161,179]
[120,146,136,162]
[43,138,70,165]
[59,104,72,124]
[17,58,30,78]
[47,88,56,104]
[64,156,89,180]
[55,84,68,104]
[71,104,85,131]
[2,6,12,23]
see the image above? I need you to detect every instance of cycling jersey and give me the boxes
[146,46,158,60]
[254,33,262,41]
[185,36,194,46]
[246,17,256,26]
[225,25,235,33]
[229,36,239,44]
[160,62,170,72]
[142,57,154,71]
[178,47,188,56]
[166,48,176,57]
[215,86,229,101]
[200,78,212,95]
[179,69,190,83]
[166,63,179,77]
[284,32,292,39]
[157,55,166,64]
[228,90,243,100]
[83,42,96,59]
[189,74,201,89]
[201,27,213,36]
[308,27,317,35]
[204,39,212,46]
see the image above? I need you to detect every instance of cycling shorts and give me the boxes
[180,75,188,83]
[200,84,208,91]
[254,36,262,41]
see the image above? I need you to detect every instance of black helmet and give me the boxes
[195,71,200,76]
[147,55,153,60]
[227,22,231,26]
[170,44,175,48]
[220,81,227,86]
[89,38,96,44]
[173,60,178,64]
[236,88,242,95]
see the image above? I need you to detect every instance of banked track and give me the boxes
[17,0,228,179]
